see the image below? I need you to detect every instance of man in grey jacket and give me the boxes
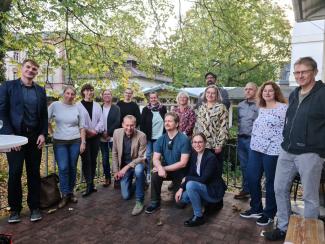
[265,57,325,241]
[234,82,258,199]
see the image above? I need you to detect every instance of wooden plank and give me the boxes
[285,215,325,244]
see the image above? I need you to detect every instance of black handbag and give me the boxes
[40,173,61,209]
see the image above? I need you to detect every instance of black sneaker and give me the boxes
[264,228,286,241]
[30,209,42,222]
[239,209,262,219]
[145,203,160,214]
[256,214,273,226]
[8,211,21,224]
[184,215,205,227]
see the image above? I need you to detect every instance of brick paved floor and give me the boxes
[0,183,282,244]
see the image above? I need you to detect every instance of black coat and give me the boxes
[181,149,227,200]
[140,105,167,140]
[0,79,48,136]
[103,104,120,137]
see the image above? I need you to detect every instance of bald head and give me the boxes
[244,82,258,101]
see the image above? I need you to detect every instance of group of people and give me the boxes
[0,60,229,227]
[234,57,325,241]
[0,56,324,240]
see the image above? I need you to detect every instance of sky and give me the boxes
[169,0,295,30]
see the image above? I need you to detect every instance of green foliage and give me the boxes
[159,0,291,87]
[2,0,172,96]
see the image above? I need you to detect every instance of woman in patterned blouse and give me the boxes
[240,81,287,227]
[173,91,196,137]
[193,85,229,163]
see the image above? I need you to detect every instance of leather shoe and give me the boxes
[103,178,111,187]
[234,191,250,199]
[82,185,97,197]
[58,196,69,208]
[184,215,205,227]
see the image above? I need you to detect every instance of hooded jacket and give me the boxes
[281,80,325,157]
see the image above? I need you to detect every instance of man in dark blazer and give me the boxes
[0,59,48,223]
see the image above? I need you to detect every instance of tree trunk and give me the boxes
[0,0,11,83]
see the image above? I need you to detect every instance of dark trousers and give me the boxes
[150,170,185,203]
[81,136,100,186]
[6,133,42,212]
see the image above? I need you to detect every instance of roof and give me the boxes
[293,0,325,22]
[142,84,296,100]
[128,66,172,83]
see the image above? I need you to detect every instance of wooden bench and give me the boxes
[285,215,325,244]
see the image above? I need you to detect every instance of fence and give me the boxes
[0,142,242,211]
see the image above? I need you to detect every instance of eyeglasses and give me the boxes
[192,141,204,144]
[293,69,314,76]
[167,139,173,150]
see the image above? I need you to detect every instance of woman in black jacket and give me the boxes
[140,92,167,180]
[175,133,227,227]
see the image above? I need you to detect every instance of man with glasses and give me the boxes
[117,88,141,127]
[264,57,325,241]
[145,112,191,214]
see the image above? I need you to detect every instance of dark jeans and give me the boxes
[100,141,112,179]
[81,136,100,186]
[237,136,251,193]
[150,170,185,203]
[6,133,42,212]
[247,149,278,218]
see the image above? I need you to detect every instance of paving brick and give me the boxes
[0,187,284,243]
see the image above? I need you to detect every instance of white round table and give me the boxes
[0,135,28,151]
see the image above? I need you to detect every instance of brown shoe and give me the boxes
[234,191,250,200]
[69,194,78,203]
[103,178,111,187]
[58,196,69,208]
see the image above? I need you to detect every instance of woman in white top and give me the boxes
[77,84,104,197]
[48,86,86,208]
[240,81,287,226]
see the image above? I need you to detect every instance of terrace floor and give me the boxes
[0,183,284,244]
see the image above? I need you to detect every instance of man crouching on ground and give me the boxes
[112,115,146,216]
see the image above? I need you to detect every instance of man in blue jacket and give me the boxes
[0,59,48,223]
[264,57,325,241]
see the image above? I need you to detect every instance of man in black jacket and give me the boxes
[0,59,48,223]
[265,57,325,241]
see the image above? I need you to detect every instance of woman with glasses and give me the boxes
[193,85,229,164]
[240,81,287,226]
[172,91,196,137]
[48,86,86,208]
[175,133,226,227]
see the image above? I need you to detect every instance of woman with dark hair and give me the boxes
[193,85,229,163]
[240,81,287,226]
[77,84,104,197]
[172,91,196,137]
[140,92,167,180]
[48,86,86,208]
[175,133,226,227]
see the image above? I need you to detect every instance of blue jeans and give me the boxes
[247,150,278,218]
[181,181,218,217]
[100,141,112,179]
[120,163,145,202]
[54,143,80,196]
[145,140,156,177]
[237,136,251,193]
